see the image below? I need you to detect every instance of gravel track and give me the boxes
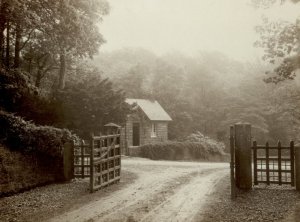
[2,157,299,222]
[49,158,227,222]
[0,170,137,222]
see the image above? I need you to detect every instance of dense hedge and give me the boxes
[0,145,63,196]
[0,111,76,158]
[137,132,226,161]
[138,141,226,161]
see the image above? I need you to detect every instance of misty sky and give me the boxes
[100,0,300,61]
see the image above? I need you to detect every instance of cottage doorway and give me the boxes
[132,123,140,146]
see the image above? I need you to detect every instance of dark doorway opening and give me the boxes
[132,123,140,146]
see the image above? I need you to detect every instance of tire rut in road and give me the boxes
[49,166,191,222]
[98,168,225,222]
[93,170,200,222]
[140,168,227,222]
[48,161,227,222]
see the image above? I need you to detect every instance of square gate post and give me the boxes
[63,141,74,181]
[295,145,300,191]
[234,123,252,190]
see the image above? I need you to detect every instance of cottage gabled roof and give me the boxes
[104,123,121,128]
[126,98,172,121]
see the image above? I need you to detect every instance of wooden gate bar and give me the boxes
[113,136,116,180]
[290,141,295,187]
[90,134,95,193]
[229,126,236,199]
[252,141,295,187]
[257,157,290,161]
[100,138,103,186]
[278,141,282,185]
[81,140,84,178]
[73,132,121,192]
[266,142,270,185]
[73,141,90,178]
[253,141,258,185]
[255,145,291,149]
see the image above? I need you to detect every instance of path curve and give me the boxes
[49,158,227,222]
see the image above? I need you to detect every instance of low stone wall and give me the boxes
[128,146,142,157]
[0,145,64,197]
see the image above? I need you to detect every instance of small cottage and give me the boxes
[124,99,172,148]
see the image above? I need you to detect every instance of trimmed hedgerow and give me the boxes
[139,141,225,161]
[0,145,63,196]
[138,132,225,161]
[0,111,76,158]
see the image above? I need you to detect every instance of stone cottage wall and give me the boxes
[143,121,168,144]
[125,112,169,148]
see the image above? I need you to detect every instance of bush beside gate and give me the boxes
[0,111,76,196]
[136,140,227,161]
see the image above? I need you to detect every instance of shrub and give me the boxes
[0,68,60,125]
[52,77,129,137]
[185,131,225,154]
[0,111,76,158]
[137,132,226,161]
[139,140,225,161]
[0,68,36,111]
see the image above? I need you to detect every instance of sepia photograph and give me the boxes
[1,0,300,221]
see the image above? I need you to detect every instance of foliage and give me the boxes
[0,62,128,137]
[251,0,300,144]
[114,64,151,98]
[254,0,300,83]
[0,68,36,111]
[255,17,299,83]
[0,111,76,158]
[0,0,109,89]
[94,49,290,143]
[0,68,59,125]
[252,0,300,8]
[0,145,63,196]
[138,140,226,161]
[52,66,130,137]
[185,131,225,153]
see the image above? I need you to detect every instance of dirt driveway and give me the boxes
[49,158,228,222]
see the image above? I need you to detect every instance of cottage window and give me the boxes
[151,123,157,137]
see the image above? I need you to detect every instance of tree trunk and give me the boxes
[0,26,4,68]
[0,23,4,68]
[27,57,32,73]
[35,68,42,87]
[5,20,9,69]
[14,20,21,68]
[0,0,6,68]
[58,53,66,90]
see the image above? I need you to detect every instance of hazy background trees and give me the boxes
[1,0,300,145]
[91,48,300,145]
[250,0,300,144]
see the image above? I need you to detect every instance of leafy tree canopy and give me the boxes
[253,0,300,83]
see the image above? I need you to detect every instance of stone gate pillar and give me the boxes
[63,141,74,181]
[234,123,252,190]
